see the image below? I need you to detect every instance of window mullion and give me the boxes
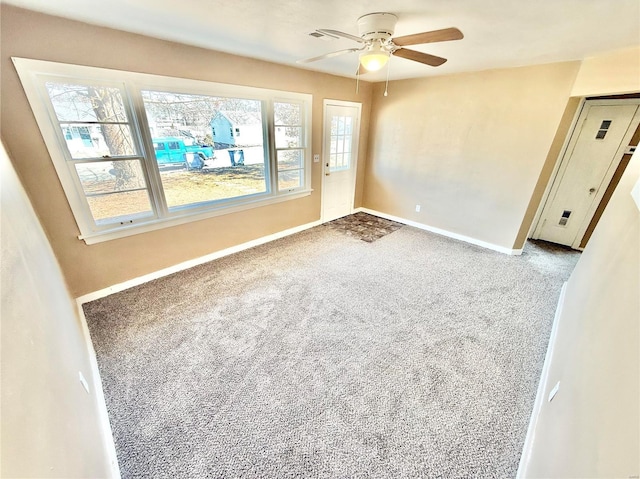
[265,100,277,195]
[128,84,169,218]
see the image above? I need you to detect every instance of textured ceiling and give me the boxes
[4,0,640,82]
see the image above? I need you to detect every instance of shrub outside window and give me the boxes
[13,58,312,244]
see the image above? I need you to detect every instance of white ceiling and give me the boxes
[5,0,640,82]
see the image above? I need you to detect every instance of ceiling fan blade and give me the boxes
[317,29,365,44]
[392,27,463,47]
[297,47,363,64]
[392,48,447,67]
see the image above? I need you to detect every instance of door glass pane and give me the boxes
[141,90,267,209]
[344,117,353,134]
[329,114,352,172]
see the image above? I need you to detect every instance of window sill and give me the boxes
[78,189,312,245]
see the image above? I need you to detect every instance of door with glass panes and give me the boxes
[321,100,361,222]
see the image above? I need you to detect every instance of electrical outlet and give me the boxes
[548,381,560,402]
[415,204,421,213]
[79,371,90,394]
[313,154,320,163]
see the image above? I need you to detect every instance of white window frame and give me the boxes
[274,99,307,193]
[13,57,312,244]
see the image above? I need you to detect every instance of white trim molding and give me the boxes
[77,219,322,304]
[516,281,568,478]
[76,302,122,478]
[356,208,523,255]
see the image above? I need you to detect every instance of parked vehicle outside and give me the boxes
[152,137,214,166]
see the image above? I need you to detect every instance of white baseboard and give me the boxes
[77,219,322,304]
[516,281,568,478]
[355,208,523,255]
[76,301,121,478]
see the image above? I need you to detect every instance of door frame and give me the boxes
[321,99,362,223]
[530,98,640,249]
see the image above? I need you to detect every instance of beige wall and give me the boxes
[572,46,640,97]
[520,151,640,478]
[0,5,373,297]
[0,141,115,477]
[363,62,580,250]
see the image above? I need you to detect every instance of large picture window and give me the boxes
[13,58,312,244]
[141,90,268,209]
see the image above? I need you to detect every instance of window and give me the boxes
[13,58,312,244]
[43,80,154,226]
[140,90,267,209]
[274,101,305,191]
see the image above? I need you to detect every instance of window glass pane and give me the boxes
[278,169,302,191]
[45,82,129,123]
[162,158,267,208]
[277,150,303,170]
[75,160,147,195]
[141,90,268,209]
[44,81,137,159]
[274,102,301,125]
[87,191,153,225]
[45,81,137,159]
[275,126,302,149]
[75,160,152,223]
[60,122,136,159]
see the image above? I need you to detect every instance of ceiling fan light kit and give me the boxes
[359,43,390,72]
[298,12,464,92]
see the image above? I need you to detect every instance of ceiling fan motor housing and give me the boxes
[357,12,398,42]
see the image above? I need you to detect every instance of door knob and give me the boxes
[589,187,596,194]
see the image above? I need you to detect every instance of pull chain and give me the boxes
[383,57,391,97]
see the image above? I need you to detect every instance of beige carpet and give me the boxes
[84,220,579,478]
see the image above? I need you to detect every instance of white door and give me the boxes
[534,101,640,248]
[321,100,361,222]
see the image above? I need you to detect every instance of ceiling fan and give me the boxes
[298,12,463,74]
